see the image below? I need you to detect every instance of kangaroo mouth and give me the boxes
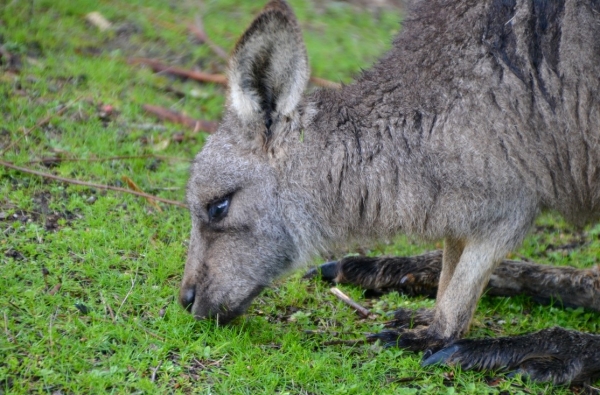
[191,284,266,325]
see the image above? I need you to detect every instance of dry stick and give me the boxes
[129,57,228,85]
[115,274,137,322]
[106,303,116,323]
[151,360,164,382]
[0,105,71,156]
[48,307,59,351]
[143,104,218,133]
[99,292,116,323]
[310,76,342,90]
[330,287,373,319]
[3,312,14,343]
[0,159,187,209]
[130,57,341,91]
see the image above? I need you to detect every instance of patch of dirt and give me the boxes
[4,248,25,260]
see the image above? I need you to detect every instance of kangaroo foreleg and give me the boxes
[307,250,600,312]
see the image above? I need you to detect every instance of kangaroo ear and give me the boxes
[228,0,309,131]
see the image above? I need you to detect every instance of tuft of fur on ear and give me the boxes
[228,0,309,131]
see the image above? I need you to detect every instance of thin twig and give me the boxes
[151,360,163,382]
[330,287,373,318]
[48,307,59,351]
[131,57,341,91]
[0,159,187,208]
[99,292,116,323]
[129,57,227,85]
[1,103,73,156]
[106,303,116,323]
[310,76,342,90]
[115,273,138,321]
[4,312,14,343]
[143,104,218,133]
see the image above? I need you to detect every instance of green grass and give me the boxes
[1,1,599,394]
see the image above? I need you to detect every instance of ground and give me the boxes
[1,0,599,394]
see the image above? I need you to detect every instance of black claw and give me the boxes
[302,267,319,279]
[303,261,339,281]
[422,348,434,360]
[421,344,460,367]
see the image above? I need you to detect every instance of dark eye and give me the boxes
[207,196,231,222]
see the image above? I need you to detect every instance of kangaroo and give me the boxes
[180,0,600,385]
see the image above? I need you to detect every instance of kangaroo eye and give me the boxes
[207,196,231,222]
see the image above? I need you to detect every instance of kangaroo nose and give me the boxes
[180,287,196,312]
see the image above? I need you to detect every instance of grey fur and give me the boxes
[180,0,600,358]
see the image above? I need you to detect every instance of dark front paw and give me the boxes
[422,327,600,385]
[368,328,449,353]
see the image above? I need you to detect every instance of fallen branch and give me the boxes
[330,287,374,319]
[0,159,187,209]
[130,58,341,91]
[143,104,218,133]
[129,57,227,85]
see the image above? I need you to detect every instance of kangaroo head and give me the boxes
[180,0,310,323]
